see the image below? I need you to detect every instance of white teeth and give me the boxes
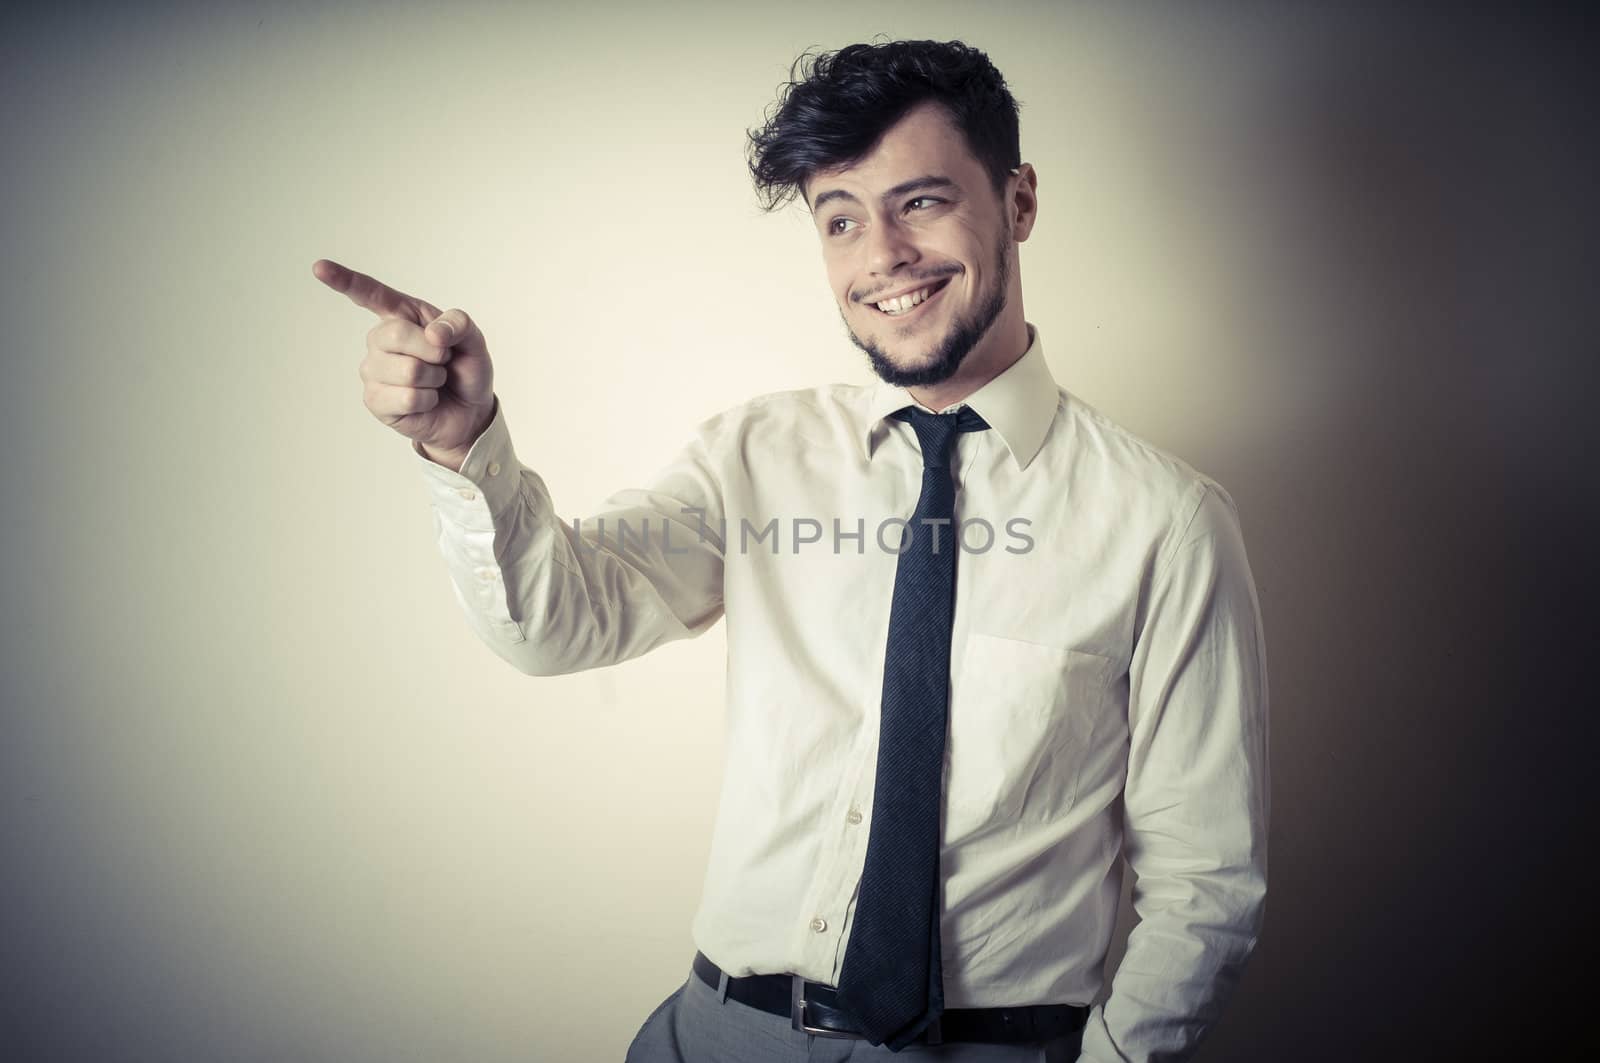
[875,284,935,315]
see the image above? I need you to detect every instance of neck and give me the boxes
[907,313,1030,412]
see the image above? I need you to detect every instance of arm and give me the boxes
[1077,482,1271,1063]
[414,393,727,676]
[310,258,724,669]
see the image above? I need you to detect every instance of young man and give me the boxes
[316,39,1268,1063]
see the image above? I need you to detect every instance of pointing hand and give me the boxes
[314,258,496,467]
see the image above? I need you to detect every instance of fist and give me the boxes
[313,258,496,463]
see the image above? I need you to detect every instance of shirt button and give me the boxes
[476,567,497,582]
[846,807,863,825]
[809,917,828,933]
[487,461,501,477]
[458,488,477,501]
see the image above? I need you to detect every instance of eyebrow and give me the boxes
[808,174,961,214]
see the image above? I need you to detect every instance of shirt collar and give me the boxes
[861,322,1059,471]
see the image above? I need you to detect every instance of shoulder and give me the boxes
[688,381,876,450]
[1053,386,1242,551]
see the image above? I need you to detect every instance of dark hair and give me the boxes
[747,39,1022,212]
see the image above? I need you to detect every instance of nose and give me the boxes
[863,214,920,277]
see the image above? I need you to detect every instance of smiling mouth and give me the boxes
[868,277,952,317]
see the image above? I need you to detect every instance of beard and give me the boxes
[844,221,1012,389]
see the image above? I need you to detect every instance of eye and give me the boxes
[828,217,859,236]
[906,195,944,212]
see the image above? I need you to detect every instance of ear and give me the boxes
[1007,163,1039,242]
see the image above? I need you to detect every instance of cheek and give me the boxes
[824,263,855,304]
[947,219,992,268]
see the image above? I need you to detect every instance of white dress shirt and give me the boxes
[411,324,1270,1062]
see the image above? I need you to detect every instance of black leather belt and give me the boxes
[692,951,1088,1045]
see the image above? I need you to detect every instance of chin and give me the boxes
[864,338,965,389]
[875,337,937,367]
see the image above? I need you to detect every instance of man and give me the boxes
[315,38,1268,1063]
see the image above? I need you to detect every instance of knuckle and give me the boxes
[374,318,409,348]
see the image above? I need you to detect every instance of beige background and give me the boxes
[1,2,1590,1060]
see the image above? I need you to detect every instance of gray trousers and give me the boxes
[624,964,1085,1063]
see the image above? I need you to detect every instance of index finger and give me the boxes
[312,258,424,322]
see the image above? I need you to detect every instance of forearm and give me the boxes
[415,397,726,676]
[1076,864,1267,1062]
[1078,481,1271,1062]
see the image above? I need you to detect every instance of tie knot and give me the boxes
[890,405,990,469]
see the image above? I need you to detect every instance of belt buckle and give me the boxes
[789,976,859,1039]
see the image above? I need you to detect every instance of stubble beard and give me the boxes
[845,223,1013,389]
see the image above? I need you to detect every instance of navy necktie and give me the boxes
[833,403,990,1050]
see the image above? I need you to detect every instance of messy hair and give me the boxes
[747,39,1022,212]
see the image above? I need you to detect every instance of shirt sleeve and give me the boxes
[1076,481,1271,1063]
[411,394,727,676]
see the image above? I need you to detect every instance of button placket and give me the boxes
[794,728,876,975]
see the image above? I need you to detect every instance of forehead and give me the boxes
[804,100,983,204]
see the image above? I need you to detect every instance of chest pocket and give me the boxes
[942,633,1118,843]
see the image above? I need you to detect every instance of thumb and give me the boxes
[424,308,481,354]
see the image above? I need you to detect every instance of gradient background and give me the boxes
[2,2,1593,1060]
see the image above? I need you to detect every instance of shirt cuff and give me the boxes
[411,396,526,530]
